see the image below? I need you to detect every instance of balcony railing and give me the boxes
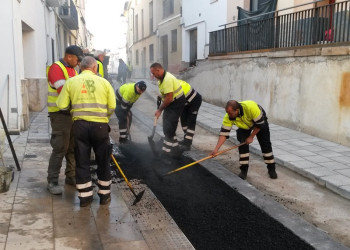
[209,1,350,55]
[59,0,79,30]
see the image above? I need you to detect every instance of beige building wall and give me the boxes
[127,0,182,78]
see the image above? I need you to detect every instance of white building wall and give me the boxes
[181,0,228,63]
[0,0,24,130]
[21,0,49,79]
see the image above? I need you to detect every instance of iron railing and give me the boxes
[209,1,350,55]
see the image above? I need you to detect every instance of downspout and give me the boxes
[10,0,20,134]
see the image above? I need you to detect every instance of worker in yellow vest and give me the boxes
[115,81,147,143]
[57,56,116,207]
[46,45,83,195]
[150,63,186,164]
[94,50,105,78]
[178,80,202,152]
[210,100,277,180]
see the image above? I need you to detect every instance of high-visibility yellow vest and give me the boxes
[47,61,77,112]
[221,100,263,131]
[158,72,183,101]
[179,80,192,96]
[56,70,116,123]
[97,61,104,78]
[116,83,141,109]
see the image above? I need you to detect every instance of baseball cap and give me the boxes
[65,45,84,62]
[136,81,147,91]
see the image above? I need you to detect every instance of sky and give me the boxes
[85,0,127,53]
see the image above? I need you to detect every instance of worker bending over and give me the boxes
[211,100,277,180]
[115,81,147,143]
[150,63,185,163]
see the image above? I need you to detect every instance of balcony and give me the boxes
[209,1,350,55]
[59,0,79,30]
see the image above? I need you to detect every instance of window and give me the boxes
[149,1,153,34]
[250,0,258,11]
[171,29,177,52]
[135,14,139,41]
[136,50,139,65]
[149,44,154,62]
[163,0,174,18]
[141,9,144,39]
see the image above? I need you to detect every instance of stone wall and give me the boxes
[181,46,350,146]
[26,78,47,112]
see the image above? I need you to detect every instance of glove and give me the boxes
[157,96,162,109]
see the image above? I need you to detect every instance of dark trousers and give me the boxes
[73,120,111,202]
[162,95,186,155]
[236,120,275,166]
[47,112,75,183]
[180,93,202,146]
[115,103,131,142]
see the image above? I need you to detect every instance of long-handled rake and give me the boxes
[163,143,246,176]
[110,154,145,205]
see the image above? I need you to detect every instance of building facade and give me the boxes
[0,0,89,132]
[126,0,182,78]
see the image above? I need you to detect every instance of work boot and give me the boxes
[47,182,63,195]
[80,197,93,207]
[238,165,249,180]
[178,144,191,152]
[267,164,278,179]
[65,176,76,186]
[99,193,111,205]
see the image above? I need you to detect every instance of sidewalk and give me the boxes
[144,81,350,200]
[0,109,194,250]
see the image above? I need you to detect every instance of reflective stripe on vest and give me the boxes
[97,61,104,78]
[47,61,76,112]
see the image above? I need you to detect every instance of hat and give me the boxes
[136,81,147,91]
[65,45,84,62]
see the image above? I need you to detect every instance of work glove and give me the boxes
[157,96,162,109]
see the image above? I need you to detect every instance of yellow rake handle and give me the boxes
[110,154,133,190]
[166,143,246,175]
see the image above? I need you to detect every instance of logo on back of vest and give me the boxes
[81,83,87,93]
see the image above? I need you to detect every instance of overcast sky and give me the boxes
[85,0,127,52]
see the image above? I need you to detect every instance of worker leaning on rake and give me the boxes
[210,100,277,180]
[115,81,147,143]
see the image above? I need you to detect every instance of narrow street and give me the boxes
[109,80,350,249]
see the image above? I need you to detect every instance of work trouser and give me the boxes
[236,119,275,167]
[73,120,111,203]
[115,103,131,142]
[180,93,202,146]
[162,95,186,156]
[47,111,75,183]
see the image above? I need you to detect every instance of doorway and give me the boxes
[161,35,168,70]
[189,29,197,67]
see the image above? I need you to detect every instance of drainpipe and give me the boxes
[10,0,20,134]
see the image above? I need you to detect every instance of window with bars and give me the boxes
[163,0,174,18]
[171,29,177,52]
[149,44,154,62]
[149,1,153,34]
